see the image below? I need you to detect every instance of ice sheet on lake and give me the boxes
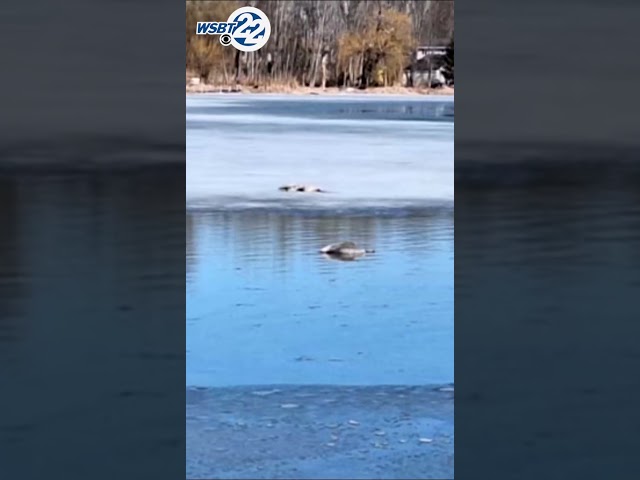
[186,95,453,210]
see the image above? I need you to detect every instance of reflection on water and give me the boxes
[0,169,184,479]
[186,209,454,387]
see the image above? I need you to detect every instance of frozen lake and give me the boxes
[186,94,454,478]
[186,94,454,388]
[186,94,453,211]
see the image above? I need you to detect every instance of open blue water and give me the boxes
[186,94,454,388]
[187,210,453,386]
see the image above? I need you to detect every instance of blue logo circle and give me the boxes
[227,7,271,52]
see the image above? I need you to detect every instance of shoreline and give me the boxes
[186,84,454,96]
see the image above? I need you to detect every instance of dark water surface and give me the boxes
[456,144,640,479]
[187,95,454,123]
[0,169,185,478]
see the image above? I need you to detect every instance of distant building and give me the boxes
[415,45,447,61]
[404,44,450,88]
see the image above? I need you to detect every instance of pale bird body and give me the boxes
[319,242,375,260]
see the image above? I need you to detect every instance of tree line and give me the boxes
[186,0,454,88]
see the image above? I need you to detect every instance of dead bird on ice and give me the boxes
[319,242,375,260]
[279,184,326,193]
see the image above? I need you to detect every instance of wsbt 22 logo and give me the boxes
[196,6,271,52]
